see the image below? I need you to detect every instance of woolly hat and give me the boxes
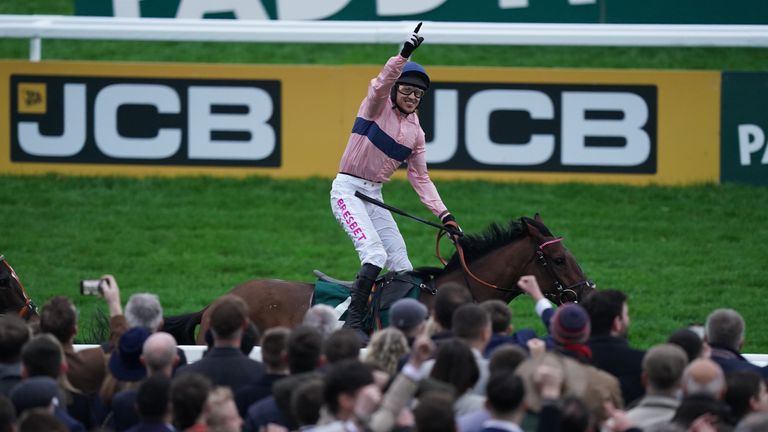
[109,326,151,382]
[550,304,591,345]
[389,298,428,331]
[10,376,60,414]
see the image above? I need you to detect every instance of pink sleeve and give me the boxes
[407,134,449,218]
[361,55,408,119]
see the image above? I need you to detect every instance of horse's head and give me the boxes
[0,255,38,322]
[521,215,596,305]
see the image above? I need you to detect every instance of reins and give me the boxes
[436,229,500,290]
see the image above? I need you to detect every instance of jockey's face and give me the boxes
[395,84,424,114]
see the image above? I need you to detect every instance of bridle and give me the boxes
[0,256,38,321]
[436,232,594,303]
[526,238,595,304]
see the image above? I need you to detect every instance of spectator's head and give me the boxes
[39,296,77,345]
[203,321,260,355]
[642,343,688,395]
[141,331,178,375]
[705,308,745,352]
[489,344,528,375]
[171,373,212,430]
[451,303,492,347]
[110,326,151,382]
[485,371,526,419]
[209,295,249,342]
[550,303,591,346]
[0,395,14,432]
[0,315,30,364]
[433,283,472,331]
[240,322,259,356]
[735,412,768,432]
[323,360,375,418]
[581,289,629,337]
[125,293,164,331]
[135,374,171,423]
[287,325,324,374]
[725,369,768,421]
[413,392,457,432]
[10,376,60,415]
[364,327,410,377]
[480,299,513,334]
[20,333,64,379]
[430,339,479,397]
[17,408,67,432]
[560,396,593,432]
[325,328,362,364]
[681,358,725,399]
[667,327,704,363]
[260,326,290,373]
[389,298,428,336]
[291,377,324,428]
[672,393,730,428]
[302,304,338,339]
[205,387,242,432]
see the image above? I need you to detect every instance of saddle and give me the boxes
[312,269,434,331]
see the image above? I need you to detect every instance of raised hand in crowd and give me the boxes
[518,275,545,302]
[99,274,122,317]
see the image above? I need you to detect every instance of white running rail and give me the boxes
[1,15,768,62]
[74,344,768,366]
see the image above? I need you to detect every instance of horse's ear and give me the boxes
[534,213,543,224]
[522,217,546,242]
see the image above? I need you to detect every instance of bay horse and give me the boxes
[0,255,39,323]
[163,215,595,345]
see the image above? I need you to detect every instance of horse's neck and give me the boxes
[435,237,532,303]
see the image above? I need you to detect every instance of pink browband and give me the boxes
[538,237,564,250]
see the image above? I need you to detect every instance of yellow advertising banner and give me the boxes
[0,60,720,185]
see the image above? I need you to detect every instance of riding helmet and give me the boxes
[397,62,430,90]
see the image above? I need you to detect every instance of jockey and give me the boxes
[330,23,461,340]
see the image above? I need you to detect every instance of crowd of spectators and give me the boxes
[1,274,767,432]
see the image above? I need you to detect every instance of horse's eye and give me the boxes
[554,257,566,265]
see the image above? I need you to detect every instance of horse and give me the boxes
[163,215,595,345]
[0,255,39,323]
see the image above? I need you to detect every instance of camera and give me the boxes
[80,279,104,296]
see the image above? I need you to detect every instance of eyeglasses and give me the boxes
[397,85,425,99]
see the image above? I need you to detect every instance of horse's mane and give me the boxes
[415,217,553,278]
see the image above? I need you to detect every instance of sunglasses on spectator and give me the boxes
[397,85,425,99]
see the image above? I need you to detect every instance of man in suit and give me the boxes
[581,289,646,406]
[705,308,768,378]
[175,295,265,393]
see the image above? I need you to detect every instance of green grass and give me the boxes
[3,175,768,352]
[3,1,768,352]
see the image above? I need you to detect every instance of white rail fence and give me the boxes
[73,344,768,367]
[1,15,768,61]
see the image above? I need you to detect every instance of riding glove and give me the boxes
[441,214,463,237]
[400,23,424,58]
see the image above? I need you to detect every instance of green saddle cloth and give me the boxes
[312,272,423,330]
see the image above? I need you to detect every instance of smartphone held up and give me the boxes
[80,279,104,296]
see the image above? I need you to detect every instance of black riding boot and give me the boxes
[343,263,382,339]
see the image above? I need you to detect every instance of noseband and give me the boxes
[532,238,595,304]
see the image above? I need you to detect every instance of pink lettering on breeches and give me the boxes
[337,198,367,241]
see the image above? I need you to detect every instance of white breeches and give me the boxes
[330,174,413,272]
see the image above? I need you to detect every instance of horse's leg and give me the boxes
[196,280,315,345]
